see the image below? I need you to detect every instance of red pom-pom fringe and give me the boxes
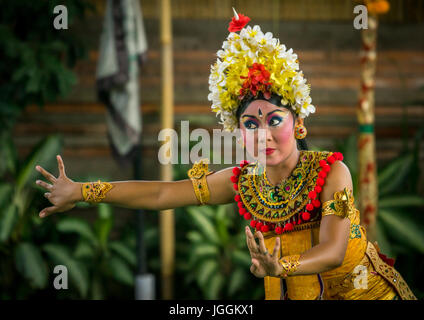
[312,199,321,208]
[302,211,310,221]
[232,167,241,176]
[306,203,314,211]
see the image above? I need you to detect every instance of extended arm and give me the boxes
[35,155,235,217]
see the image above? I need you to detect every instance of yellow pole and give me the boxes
[357,1,390,242]
[159,0,175,299]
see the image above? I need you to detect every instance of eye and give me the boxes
[269,116,282,127]
[243,120,258,130]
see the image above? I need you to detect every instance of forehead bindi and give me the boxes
[241,101,290,119]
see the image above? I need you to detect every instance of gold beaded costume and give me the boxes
[234,150,416,300]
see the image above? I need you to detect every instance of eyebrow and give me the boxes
[241,109,289,120]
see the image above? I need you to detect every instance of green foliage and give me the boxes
[0,0,93,133]
[176,204,264,300]
[0,132,136,299]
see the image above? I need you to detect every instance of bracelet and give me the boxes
[279,254,301,278]
[187,159,214,205]
[82,180,113,203]
[322,187,355,219]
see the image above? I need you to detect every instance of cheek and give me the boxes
[273,121,293,144]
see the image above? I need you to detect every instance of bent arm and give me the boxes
[284,160,353,276]
[74,166,236,210]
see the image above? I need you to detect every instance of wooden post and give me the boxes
[159,0,175,300]
[357,0,390,241]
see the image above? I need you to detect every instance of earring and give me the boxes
[294,123,307,139]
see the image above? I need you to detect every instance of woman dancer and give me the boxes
[35,11,416,300]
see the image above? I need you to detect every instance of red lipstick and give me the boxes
[265,148,275,155]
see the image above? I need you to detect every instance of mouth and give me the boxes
[265,148,275,155]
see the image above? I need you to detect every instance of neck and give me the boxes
[265,148,301,186]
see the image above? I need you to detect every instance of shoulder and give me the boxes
[319,153,353,203]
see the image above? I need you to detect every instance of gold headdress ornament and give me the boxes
[208,8,316,132]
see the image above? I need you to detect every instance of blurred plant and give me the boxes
[0,0,93,133]
[178,204,264,299]
[0,132,136,299]
[336,129,424,298]
[51,202,137,299]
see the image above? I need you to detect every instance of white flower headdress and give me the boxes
[208,8,316,132]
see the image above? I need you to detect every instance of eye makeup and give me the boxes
[241,108,289,129]
[242,117,259,129]
[266,110,289,127]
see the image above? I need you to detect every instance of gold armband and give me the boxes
[82,180,113,203]
[322,187,355,219]
[187,159,214,205]
[279,254,301,278]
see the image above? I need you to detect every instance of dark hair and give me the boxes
[236,92,309,151]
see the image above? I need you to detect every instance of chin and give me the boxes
[264,152,285,167]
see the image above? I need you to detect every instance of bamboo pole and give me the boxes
[357,1,390,242]
[159,0,175,300]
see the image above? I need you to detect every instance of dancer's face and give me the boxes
[239,100,297,166]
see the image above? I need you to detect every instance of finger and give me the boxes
[39,206,59,218]
[250,259,261,277]
[245,226,259,254]
[36,180,53,191]
[57,155,66,177]
[36,165,57,184]
[250,259,259,274]
[272,236,281,259]
[44,192,51,200]
[255,231,268,255]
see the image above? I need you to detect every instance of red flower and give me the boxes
[228,13,250,32]
[239,63,272,100]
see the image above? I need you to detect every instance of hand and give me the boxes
[245,226,283,278]
[35,155,81,218]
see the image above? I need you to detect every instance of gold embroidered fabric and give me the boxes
[322,242,417,300]
[187,158,214,205]
[322,187,355,219]
[82,180,113,203]
[238,150,334,229]
[264,227,323,300]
